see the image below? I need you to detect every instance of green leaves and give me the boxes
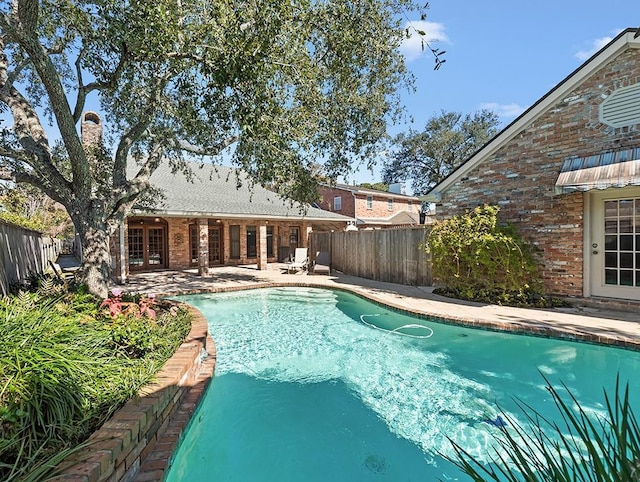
[384,109,500,195]
[0,288,191,480]
[426,205,548,306]
[3,0,420,203]
[447,376,640,482]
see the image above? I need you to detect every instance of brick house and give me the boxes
[422,28,640,303]
[110,161,352,283]
[317,183,422,229]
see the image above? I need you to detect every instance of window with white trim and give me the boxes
[366,196,373,209]
[334,196,342,211]
[387,198,394,211]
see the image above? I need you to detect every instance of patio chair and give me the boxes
[48,260,77,282]
[312,251,330,275]
[287,248,308,273]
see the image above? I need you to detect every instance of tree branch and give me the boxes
[72,43,129,123]
[0,39,74,201]
[5,56,30,87]
[108,140,166,221]
[4,0,89,197]
[175,135,239,156]
[112,73,170,187]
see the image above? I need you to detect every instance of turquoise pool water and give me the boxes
[165,287,640,481]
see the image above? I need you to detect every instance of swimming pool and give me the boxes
[165,287,640,481]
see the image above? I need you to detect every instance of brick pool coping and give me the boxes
[50,305,215,482]
[163,281,640,353]
[52,280,640,482]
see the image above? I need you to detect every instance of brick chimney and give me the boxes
[81,111,102,145]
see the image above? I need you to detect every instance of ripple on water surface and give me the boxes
[167,287,640,481]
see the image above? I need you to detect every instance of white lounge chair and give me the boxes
[312,251,330,275]
[287,248,308,273]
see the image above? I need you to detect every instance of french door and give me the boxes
[208,226,222,265]
[128,219,168,271]
[589,188,640,300]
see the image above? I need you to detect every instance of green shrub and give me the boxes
[107,315,157,357]
[0,286,192,481]
[426,205,558,306]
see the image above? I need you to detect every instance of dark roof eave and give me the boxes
[130,209,354,223]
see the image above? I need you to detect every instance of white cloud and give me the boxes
[400,21,448,62]
[574,29,623,61]
[479,102,526,119]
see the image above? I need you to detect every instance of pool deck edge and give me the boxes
[53,265,639,482]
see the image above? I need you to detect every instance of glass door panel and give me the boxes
[208,227,222,264]
[128,228,144,268]
[189,225,198,266]
[148,228,165,266]
[603,198,640,287]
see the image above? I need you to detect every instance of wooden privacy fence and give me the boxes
[310,227,432,286]
[0,221,62,295]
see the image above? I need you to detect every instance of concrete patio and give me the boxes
[120,263,640,351]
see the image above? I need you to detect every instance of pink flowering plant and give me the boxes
[100,288,124,317]
[100,289,156,319]
[137,293,157,319]
[100,290,160,357]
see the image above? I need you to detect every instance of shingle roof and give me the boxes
[134,161,351,221]
[324,183,420,200]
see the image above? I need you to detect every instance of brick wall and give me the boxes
[354,193,419,218]
[437,47,640,297]
[318,186,356,216]
[318,186,419,219]
[167,218,191,269]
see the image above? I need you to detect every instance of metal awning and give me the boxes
[555,147,640,194]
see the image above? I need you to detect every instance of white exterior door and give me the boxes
[588,187,640,300]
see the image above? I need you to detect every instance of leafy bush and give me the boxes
[426,205,560,307]
[107,315,157,358]
[447,377,640,481]
[0,286,192,481]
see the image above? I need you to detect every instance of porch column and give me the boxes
[303,224,313,248]
[197,218,210,276]
[257,223,268,270]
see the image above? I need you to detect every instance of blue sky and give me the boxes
[346,0,640,187]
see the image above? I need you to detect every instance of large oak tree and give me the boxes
[0,0,430,296]
[383,109,500,196]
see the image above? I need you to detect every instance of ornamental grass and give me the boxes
[0,277,191,481]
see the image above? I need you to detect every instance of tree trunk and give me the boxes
[74,215,112,299]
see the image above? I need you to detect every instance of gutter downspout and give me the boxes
[350,189,359,226]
